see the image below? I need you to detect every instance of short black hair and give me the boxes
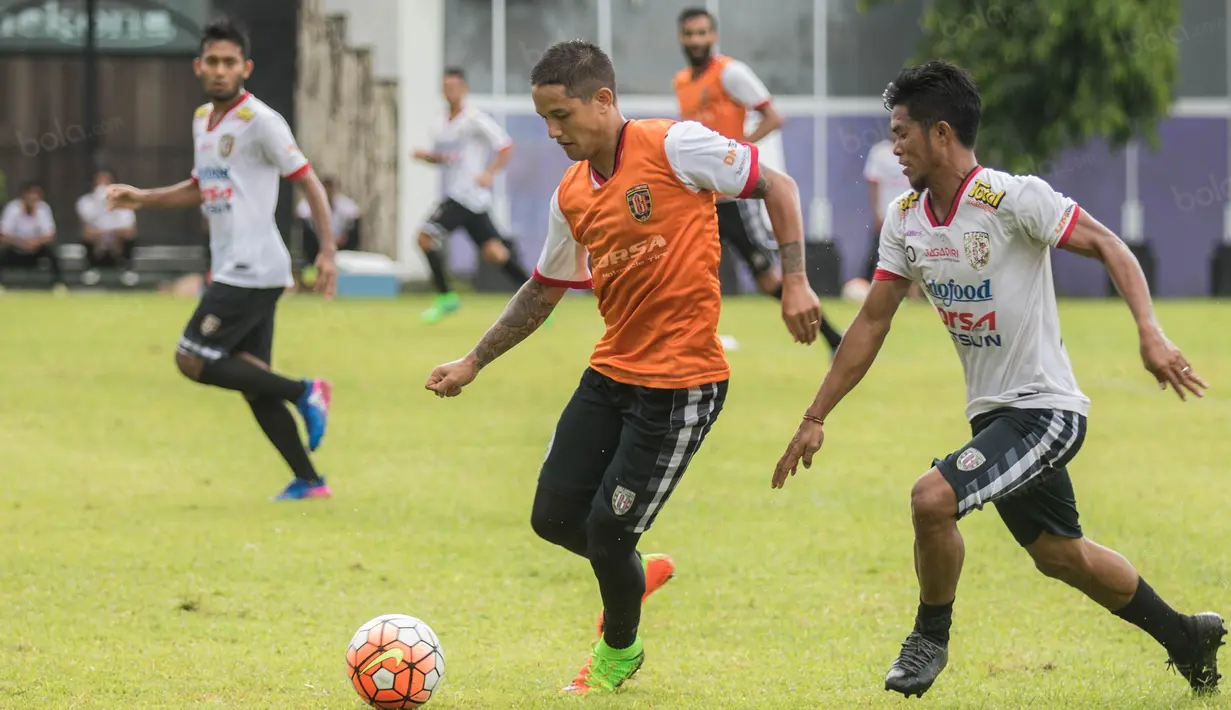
[94,167,116,179]
[443,67,466,81]
[530,40,617,100]
[19,180,42,194]
[200,16,250,58]
[678,7,715,30]
[883,60,981,148]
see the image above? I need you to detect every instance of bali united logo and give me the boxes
[611,485,636,516]
[956,447,986,472]
[625,184,652,223]
[964,231,990,271]
[218,135,235,158]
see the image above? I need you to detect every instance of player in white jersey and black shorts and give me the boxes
[774,61,1223,699]
[414,68,531,324]
[108,18,339,502]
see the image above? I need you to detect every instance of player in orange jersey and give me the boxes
[425,39,821,695]
[674,7,845,356]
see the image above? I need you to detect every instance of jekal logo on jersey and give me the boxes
[963,231,990,270]
[625,183,653,223]
[218,135,234,158]
[926,278,992,306]
[965,179,1005,213]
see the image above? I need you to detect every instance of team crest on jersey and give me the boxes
[964,231,991,271]
[611,485,636,516]
[956,447,985,472]
[200,314,221,335]
[236,106,255,122]
[625,184,653,223]
[965,179,1005,212]
[218,135,235,158]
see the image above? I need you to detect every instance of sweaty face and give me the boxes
[532,84,607,163]
[679,16,715,67]
[890,104,933,193]
[442,75,467,106]
[194,40,251,102]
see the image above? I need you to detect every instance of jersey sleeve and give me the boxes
[664,121,760,198]
[720,60,772,110]
[532,189,592,289]
[257,113,311,181]
[1011,175,1081,248]
[472,112,513,150]
[873,208,911,281]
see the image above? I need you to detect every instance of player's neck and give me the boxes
[211,90,247,113]
[448,102,464,119]
[590,116,630,179]
[925,157,979,223]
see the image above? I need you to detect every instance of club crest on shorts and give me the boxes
[964,231,990,271]
[218,135,235,158]
[611,485,636,516]
[956,447,986,472]
[625,184,652,223]
[200,314,221,335]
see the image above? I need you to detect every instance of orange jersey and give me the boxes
[533,119,761,389]
[673,55,772,142]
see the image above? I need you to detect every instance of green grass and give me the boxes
[0,291,1228,709]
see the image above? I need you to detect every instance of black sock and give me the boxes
[1113,577,1192,656]
[198,358,306,401]
[769,284,844,350]
[424,249,451,293]
[588,520,645,650]
[248,396,319,482]
[500,257,530,284]
[915,600,954,644]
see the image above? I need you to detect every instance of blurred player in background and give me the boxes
[673,6,844,355]
[108,18,338,502]
[426,40,821,695]
[862,132,912,280]
[77,168,139,287]
[774,61,1223,699]
[414,68,529,324]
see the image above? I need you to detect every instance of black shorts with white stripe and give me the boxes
[537,367,727,533]
[935,407,1087,547]
[178,282,284,364]
[716,200,775,276]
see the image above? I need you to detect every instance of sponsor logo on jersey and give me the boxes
[904,229,922,237]
[218,134,234,158]
[965,179,1005,213]
[905,245,917,263]
[937,308,1001,348]
[897,191,920,214]
[593,234,668,271]
[625,183,652,223]
[926,278,992,306]
[235,106,255,122]
[963,231,990,270]
[195,167,230,181]
[924,246,961,262]
[1054,204,1076,238]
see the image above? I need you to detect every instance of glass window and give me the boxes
[444,0,494,93]
[714,0,814,95]
[1176,0,1227,98]
[505,0,599,93]
[611,0,699,95]
[826,0,924,97]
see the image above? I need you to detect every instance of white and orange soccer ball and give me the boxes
[841,277,871,302]
[346,614,445,708]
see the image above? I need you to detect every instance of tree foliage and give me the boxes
[860,0,1181,174]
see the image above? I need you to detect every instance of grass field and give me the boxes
[1,291,1228,709]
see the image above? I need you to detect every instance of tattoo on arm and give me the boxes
[779,240,805,275]
[746,173,771,200]
[470,280,557,368]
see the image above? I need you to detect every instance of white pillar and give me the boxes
[1224,0,1231,244]
[1121,141,1143,245]
[396,0,444,275]
[810,0,832,242]
[491,0,511,232]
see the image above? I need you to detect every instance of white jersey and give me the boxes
[864,140,911,220]
[191,92,309,289]
[431,106,512,214]
[0,199,55,241]
[875,166,1090,420]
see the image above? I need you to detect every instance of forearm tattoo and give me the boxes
[471,280,556,368]
[779,240,805,275]
[747,174,771,200]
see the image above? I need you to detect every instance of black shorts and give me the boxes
[537,368,727,533]
[177,281,284,364]
[935,407,1088,547]
[716,199,775,276]
[423,198,502,247]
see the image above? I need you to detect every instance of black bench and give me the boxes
[1,244,208,290]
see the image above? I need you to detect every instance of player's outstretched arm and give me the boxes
[107,180,202,210]
[1061,210,1207,400]
[424,280,566,398]
[772,276,910,488]
[744,167,821,344]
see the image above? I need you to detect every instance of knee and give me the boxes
[417,232,436,252]
[530,495,584,546]
[911,469,957,528]
[175,351,204,380]
[1029,536,1089,583]
[481,240,508,264]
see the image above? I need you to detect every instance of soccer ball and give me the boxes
[346,614,445,708]
[841,277,871,302]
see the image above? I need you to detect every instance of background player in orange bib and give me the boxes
[426,39,820,695]
[673,7,845,356]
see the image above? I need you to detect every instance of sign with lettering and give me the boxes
[0,0,208,53]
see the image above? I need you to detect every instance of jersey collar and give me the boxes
[590,121,630,187]
[923,164,982,228]
[206,91,252,133]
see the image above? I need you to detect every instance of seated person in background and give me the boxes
[0,181,65,290]
[296,176,359,283]
[76,168,138,286]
